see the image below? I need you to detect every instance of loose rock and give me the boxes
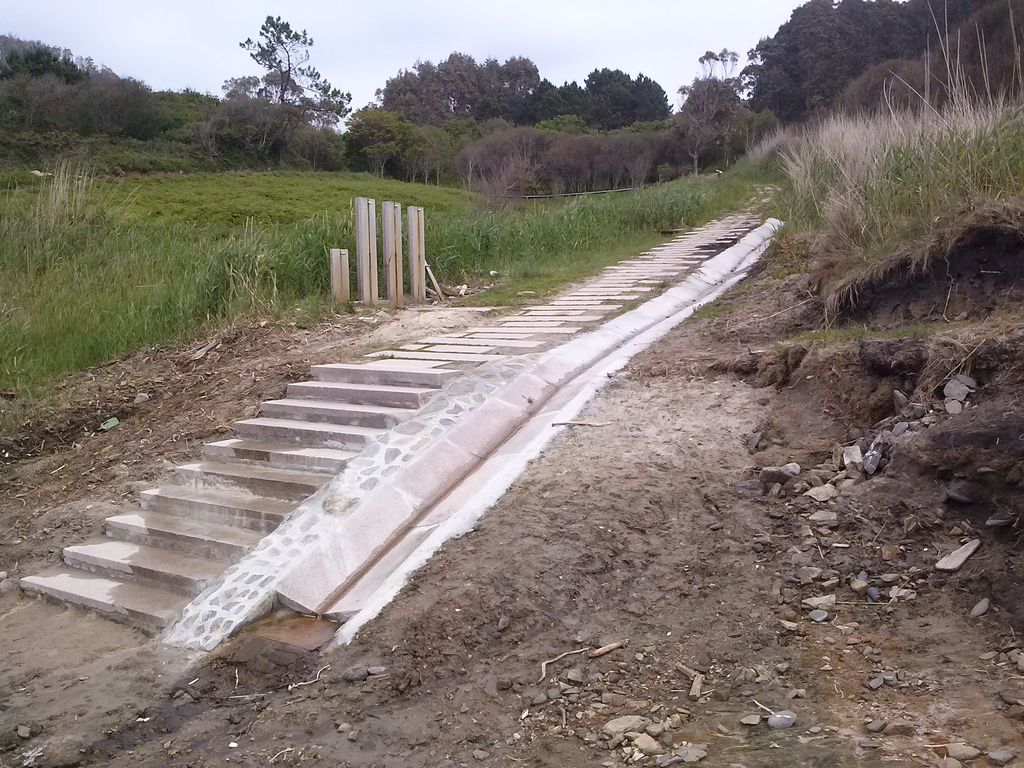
[633,733,664,756]
[676,745,707,762]
[988,746,1018,765]
[935,539,981,572]
[970,598,990,618]
[603,716,649,738]
[945,744,981,760]
[944,379,972,401]
[767,710,797,729]
[804,485,839,502]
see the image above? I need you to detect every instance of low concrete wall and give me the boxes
[163,219,780,652]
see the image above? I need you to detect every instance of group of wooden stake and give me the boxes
[329,196,441,308]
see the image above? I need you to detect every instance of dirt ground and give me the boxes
[4,232,1024,767]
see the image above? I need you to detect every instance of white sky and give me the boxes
[4,0,803,112]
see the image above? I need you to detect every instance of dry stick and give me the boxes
[537,647,590,683]
[287,664,330,691]
[589,641,624,658]
[270,747,295,764]
[751,699,777,716]
[552,420,611,428]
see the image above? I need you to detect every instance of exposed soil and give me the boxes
[4,226,1024,768]
[0,307,493,577]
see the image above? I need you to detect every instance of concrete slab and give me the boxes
[490,326,581,334]
[417,336,545,349]
[366,349,505,363]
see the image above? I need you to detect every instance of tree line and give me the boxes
[10,1,1004,189]
[744,0,1011,123]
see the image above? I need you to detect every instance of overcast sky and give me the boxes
[6,1,803,112]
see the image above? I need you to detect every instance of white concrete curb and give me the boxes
[332,218,782,645]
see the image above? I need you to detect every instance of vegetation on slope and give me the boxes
[0,168,762,396]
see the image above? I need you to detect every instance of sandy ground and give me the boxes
[4,239,1024,767]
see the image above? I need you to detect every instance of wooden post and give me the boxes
[392,202,404,308]
[354,197,373,304]
[367,198,378,305]
[382,201,395,304]
[407,206,421,303]
[417,206,428,302]
[330,248,350,304]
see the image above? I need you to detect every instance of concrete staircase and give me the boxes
[19,361,451,633]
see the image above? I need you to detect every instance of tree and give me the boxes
[676,50,742,174]
[240,15,351,126]
[345,109,415,177]
[0,44,84,83]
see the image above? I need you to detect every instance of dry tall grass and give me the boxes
[776,34,1024,310]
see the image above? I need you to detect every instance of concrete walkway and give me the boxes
[20,212,763,641]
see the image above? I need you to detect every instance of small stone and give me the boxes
[894,389,909,410]
[866,586,882,602]
[767,710,797,729]
[603,716,649,737]
[17,725,30,739]
[633,733,663,756]
[802,594,836,610]
[987,746,1018,765]
[740,714,761,726]
[808,609,829,623]
[342,665,370,682]
[970,598,991,618]
[760,464,801,486]
[935,539,981,572]
[850,579,869,595]
[893,421,910,436]
[868,677,884,690]
[804,485,839,502]
[945,399,964,415]
[944,379,972,401]
[865,720,887,733]
[347,728,360,742]
[884,720,915,736]
[940,759,963,768]
[808,509,838,524]
[367,666,388,676]
[133,392,150,404]
[1005,705,1024,721]
[881,544,902,562]
[843,445,864,469]
[472,748,490,760]
[945,744,981,760]
[676,744,707,762]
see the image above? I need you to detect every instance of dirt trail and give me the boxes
[4,230,1024,767]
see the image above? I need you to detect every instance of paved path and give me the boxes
[20,211,760,637]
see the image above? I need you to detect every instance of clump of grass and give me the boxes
[774,27,1024,312]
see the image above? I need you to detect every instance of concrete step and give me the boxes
[310,363,459,388]
[139,486,295,532]
[106,510,263,562]
[20,568,188,633]
[234,417,382,450]
[260,398,412,429]
[176,461,330,501]
[203,439,355,473]
[287,380,434,408]
[62,540,226,595]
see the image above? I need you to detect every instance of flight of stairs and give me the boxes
[19,361,458,633]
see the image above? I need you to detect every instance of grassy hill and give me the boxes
[0,168,760,401]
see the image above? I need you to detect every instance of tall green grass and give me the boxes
[0,169,761,396]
